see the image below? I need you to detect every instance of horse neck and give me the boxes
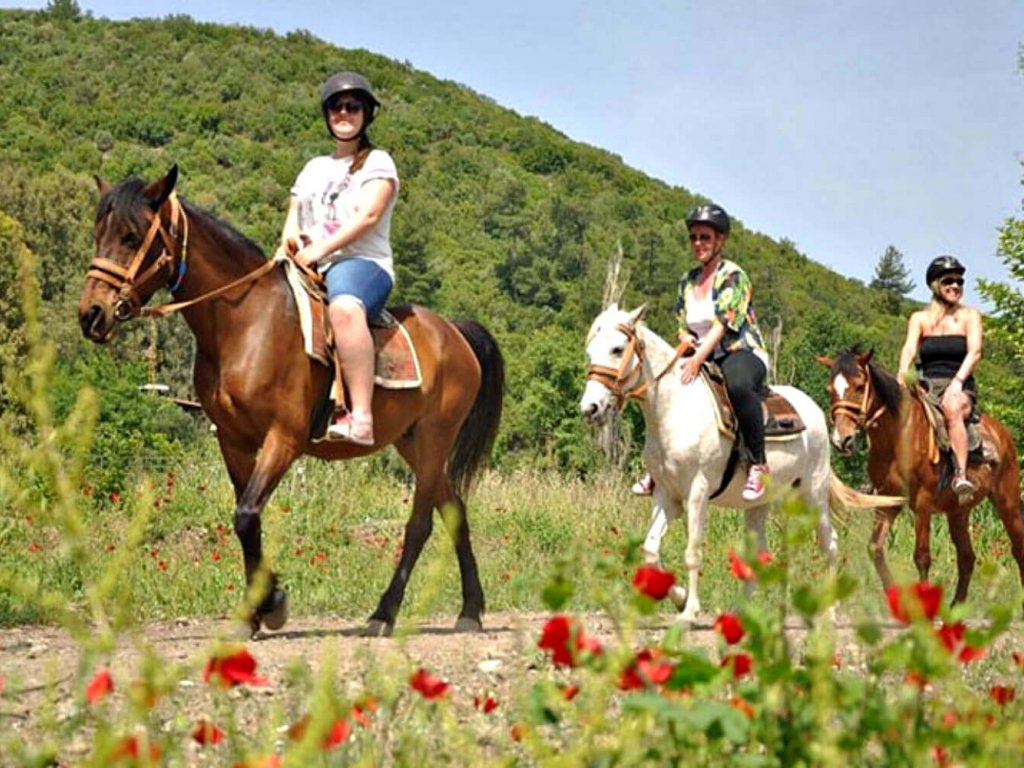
[175,204,280,348]
[634,324,711,429]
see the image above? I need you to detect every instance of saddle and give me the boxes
[700,362,806,443]
[913,383,991,467]
[278,256,423,440]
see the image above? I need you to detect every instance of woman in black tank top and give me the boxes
[896,256,983,500]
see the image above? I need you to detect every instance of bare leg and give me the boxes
[329,298,375,438]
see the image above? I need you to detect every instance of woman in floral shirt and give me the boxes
[675,203,771,501]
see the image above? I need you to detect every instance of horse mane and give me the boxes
[834,347,902,412]
[99,176,269,268]
[180,201,268,266]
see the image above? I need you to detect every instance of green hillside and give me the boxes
[1,6,1020,472]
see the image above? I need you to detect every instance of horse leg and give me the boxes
[946,510,976,605]
[912,504,933,583]
[742,506,769,600]
[437,483,486,632]
[679,482,710,623]
[365,440,445,636]
[868,506,899,590]
[642,491,686,610]
[229,431,300,634]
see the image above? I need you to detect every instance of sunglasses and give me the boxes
[326,97,364,114]
[689,233,715,244]
[940,276,964,288]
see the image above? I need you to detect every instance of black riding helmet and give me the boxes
[320,71,381,138]
[925,254,966,285]
[685,204,731,235]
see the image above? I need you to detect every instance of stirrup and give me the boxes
[325,413,374,446]
[951,475,976,501]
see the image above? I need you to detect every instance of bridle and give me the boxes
[829,363,887,432]
[585,323,693,409]
[87,193,189,321]
[85,192,280,321]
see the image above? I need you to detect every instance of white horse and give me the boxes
[580,304,900,622]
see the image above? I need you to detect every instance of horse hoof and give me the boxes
[261,590,289,631]
[668,585,688,612]
[363,619,393,638]
[454,616,483,633]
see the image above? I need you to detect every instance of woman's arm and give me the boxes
[276,196,301,257]
[680,321,726,384]
[953,308,983,384]
[292,178,396,268]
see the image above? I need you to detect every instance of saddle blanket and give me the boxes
[278,256,422,389]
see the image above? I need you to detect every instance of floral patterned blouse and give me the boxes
[675,258,767,361]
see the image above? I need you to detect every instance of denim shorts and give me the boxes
[323,257,393,319]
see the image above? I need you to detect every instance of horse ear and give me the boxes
[814,355,835,369]
[858,349,875,366]
[143,164,179,211]
[626,304,647,325]
[94,175,111,196]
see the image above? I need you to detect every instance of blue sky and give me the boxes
[8,1,1024,306]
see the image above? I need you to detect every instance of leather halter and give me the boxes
[87,193,188,321]
[829,364,887,432]
[86,193,281,320]
[585,323,693,409]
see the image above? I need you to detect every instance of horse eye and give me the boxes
[611,346,625,356]
[121,233,139,248]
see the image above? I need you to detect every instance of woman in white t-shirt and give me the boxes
[277,71,399,445]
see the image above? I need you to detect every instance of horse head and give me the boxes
[580,303,647,424]
[815,348,878,455]
[79,165,185,342]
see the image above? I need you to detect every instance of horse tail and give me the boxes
[829,469,906,510]
[449,319,505,497]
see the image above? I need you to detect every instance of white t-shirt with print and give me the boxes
[290,148,399,278]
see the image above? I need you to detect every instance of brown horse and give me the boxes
[817,349,1024,605]
[77,166,504,636]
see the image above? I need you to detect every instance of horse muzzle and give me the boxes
[79,303,117,343]
[580,384,612,425]
[831,432,856,456]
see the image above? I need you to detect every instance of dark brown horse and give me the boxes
[817,349,1024,605]
[78,166,504,636]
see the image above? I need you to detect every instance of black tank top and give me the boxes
[919,335,974,387]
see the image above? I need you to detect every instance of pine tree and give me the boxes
[869,245,915,313]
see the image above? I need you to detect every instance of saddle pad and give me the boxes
[915,385,984,464]
[280,257,422,389]
[700,365,805,443]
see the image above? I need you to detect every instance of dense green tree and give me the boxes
[869,245,915,313]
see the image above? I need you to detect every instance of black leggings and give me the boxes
[720,350,769,464]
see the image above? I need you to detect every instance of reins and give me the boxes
[86,193,286,320]
[585,323,693,409]
[830,364,887,431]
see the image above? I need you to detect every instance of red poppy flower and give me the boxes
[560,683,580,701]
[192,720,225,746]
[410,667,450,699]
[631,565,676,600]
[989,685,1016,706]
[110,734,160,763]
[351,695,378,727]
[86,668,114,704]
[756,550,773,565]
[728,550,754,581]
[935,621,986,663]
[322,719,351,749]
[714,613,746,645]
[203,648,267,688]
[730,696,755,718]
[618,648,675,690]
[474,694,500,713]
[885,582,942,624]
[721,652,753,679]
[1014,651,1024,672]
[537,615,603,668]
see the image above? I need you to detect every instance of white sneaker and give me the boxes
[632,473,654,496]
[741,464,769,502]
